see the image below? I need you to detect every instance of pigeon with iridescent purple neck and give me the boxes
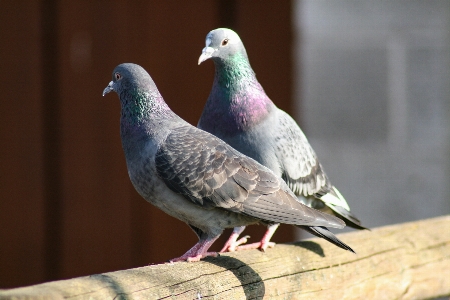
[103,63,354,262]
[198,28,367,253]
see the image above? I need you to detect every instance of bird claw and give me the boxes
[221,235,251,252]
[169,251,218,263]
[260,241,276,252]
[235,241,276,252]
[186,252,218,262]
[231,235,251,251]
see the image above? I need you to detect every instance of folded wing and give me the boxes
[155,126,345,229]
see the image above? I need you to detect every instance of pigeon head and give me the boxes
[103,63,173,127]
[198,28,249,65]
[197,28,257,89]
[102,63,158,98]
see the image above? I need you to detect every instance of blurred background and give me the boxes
[0,0,448,289]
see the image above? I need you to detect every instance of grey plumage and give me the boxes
[103,63,354,262]
[198,28,366,252]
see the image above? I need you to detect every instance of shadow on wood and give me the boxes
[0,215,449,299]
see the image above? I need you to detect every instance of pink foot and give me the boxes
[220,235,250,252]
[169,234,219,263]
[219,226,247,253]
[235,223,279,252]
[235,241,276,252]
[170,251,218,263]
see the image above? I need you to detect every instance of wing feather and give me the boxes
[275,111,332,197]
[155,126,345,229]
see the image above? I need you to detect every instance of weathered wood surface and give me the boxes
[1,216,449,300]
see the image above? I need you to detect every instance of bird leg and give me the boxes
[219,226,249,253]
[235,223,279,252]
[169,234,220,263]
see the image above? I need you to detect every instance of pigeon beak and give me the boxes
[102,81,114,96]
[198,47,215,65]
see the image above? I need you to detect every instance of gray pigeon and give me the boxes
[198,28,366,253]
[103,63,354,262]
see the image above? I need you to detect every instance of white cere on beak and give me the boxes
[102,81,114,96]
[198,47,215,65]
[205,36,212,48]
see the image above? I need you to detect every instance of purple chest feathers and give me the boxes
[200,88,274,136]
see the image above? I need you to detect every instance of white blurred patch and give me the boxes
[70,31,92,73]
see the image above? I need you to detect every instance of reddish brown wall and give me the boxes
[0,1,46,287]
[0,0,294,288]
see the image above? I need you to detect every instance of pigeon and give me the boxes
[103,63,354,262]
[197,28,367,253]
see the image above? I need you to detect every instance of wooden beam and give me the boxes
[1,216,449,299]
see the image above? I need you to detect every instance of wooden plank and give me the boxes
[1,216,448,299]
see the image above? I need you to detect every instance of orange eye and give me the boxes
[114,72,121,80]
[221,39,229,46]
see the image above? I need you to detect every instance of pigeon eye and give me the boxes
[114,72,122,81]
[221,39,229,46]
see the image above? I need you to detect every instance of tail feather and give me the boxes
[319,187,369,230]
[328,205,369,230]
[319,187,350,210]
[298,225,355,253]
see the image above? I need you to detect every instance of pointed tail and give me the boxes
[318,187,369,230]
[328,204,369,230]
[298,225,355,253]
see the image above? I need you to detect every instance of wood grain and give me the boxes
[1,215,449,299]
